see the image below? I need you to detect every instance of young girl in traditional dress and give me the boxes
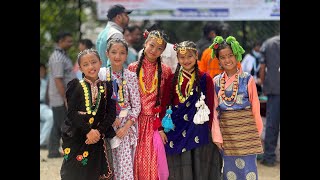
[60,49,116,180]
[98,38,141,180]
[159,41,222,180]
[210,36,263,180]
[128,30,172,180]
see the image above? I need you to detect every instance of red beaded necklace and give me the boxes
[220,73,239,106]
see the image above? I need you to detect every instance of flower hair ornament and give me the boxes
[226,36,245,61]
[174,42,197,55]
[209,36,245,62]
[209,36,224,59]
[143,30,149,39]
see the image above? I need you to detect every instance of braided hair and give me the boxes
[136,30,169,107]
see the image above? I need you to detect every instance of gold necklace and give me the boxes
[139,64,158,94]
[176,69,195,103]
[80,80,104,125]
[220,73,239,106]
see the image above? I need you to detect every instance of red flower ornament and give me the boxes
[214,43,219,49]
[76,155,83,161]
[143,30,149,39]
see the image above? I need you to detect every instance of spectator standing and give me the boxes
[196,22,221,60]
[123,27,138,68]
[128,24,143,52]
[241,41,263,95]
[259,35,280,167]
[96,4,132,68]
[40,63,53,148]
[47,31,76,158]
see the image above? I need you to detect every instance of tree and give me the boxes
[40,0,87,65]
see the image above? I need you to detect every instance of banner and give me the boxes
[96,0,280,21]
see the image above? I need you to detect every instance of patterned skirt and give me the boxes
[133,115,168,180]
[220,108,263,156]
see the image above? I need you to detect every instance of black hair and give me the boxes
[127,25,141,33]
[77,48,101,65]
[106,38,128,53]
[79,39,94,49]
[213,40,231,60]
[54,31,72,43]
[202,22,221,37]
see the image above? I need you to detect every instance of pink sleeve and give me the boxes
[211,81,223,144]
[248,77,263,136]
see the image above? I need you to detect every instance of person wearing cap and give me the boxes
[96,4,132,68]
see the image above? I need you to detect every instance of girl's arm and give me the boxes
[248,76,263,136]
[98,81,116,138]
[126,72,141,124]
[159,74,173,119]
[204,73,214,129]
[66,79,91,135]
[211,77,223,144]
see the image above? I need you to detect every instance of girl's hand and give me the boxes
[159,130,168,144]
[85,129,100,144]
[113,117,121,128]
[116,127,128,139]
[214,142,224,150]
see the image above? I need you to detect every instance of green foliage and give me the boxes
[40,0,86,65]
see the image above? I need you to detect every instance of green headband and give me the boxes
[209,36,245,61]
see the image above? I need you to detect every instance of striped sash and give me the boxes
[220,108,263,156]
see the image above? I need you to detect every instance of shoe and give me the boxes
[260,159,276,167]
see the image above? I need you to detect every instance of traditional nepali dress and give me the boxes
[212,69,263,180]
[98,67,141,180]
[160,70,223,180]
[128,59,172,180]
[60,78,116,180]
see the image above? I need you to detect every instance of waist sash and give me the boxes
[220,108,263,156]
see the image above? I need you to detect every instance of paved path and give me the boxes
[40,149,279,180]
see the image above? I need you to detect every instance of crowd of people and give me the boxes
[40,3,280,180]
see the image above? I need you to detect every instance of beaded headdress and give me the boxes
[173,41,197,55]
[209,36,245,61]
[143,30,167,45]
[77,48,100,63]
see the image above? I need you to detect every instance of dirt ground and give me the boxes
[40,149,279,180]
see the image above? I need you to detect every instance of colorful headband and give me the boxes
[173,43,197,55]
[144,30,164,45]
[226,36,245,61]
[209,36,245,61]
